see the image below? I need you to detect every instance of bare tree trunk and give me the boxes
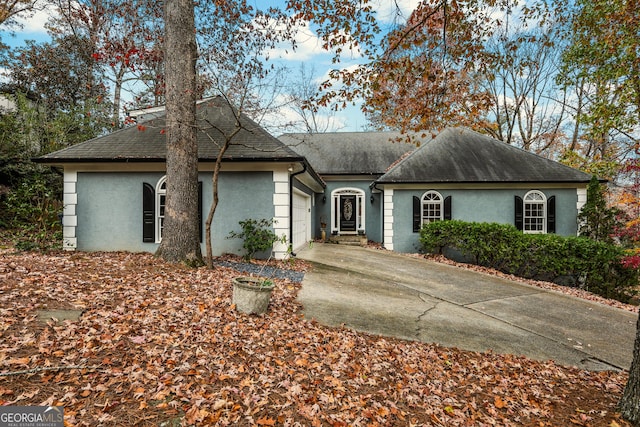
[155,0,202,266]
[112,65,125,128]
[620,314,640,425]
[205,140,229,269]
[205,122,239,268]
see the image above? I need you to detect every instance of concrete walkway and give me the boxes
[296,243,637,371]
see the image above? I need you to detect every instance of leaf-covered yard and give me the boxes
[0,248,633,426]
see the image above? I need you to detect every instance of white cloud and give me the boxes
[266,20,324,61]
[273,1,423,61]
[317,63,364,84]
[265,19,363,62]
[370,0,421,24]
[14,4,53,34]
[262,101,351,133]
[258,92,357,133]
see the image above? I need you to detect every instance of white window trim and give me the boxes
[523,190,546,234]
[156,176,167,243]
[421,190,444,225]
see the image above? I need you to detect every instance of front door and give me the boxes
[339,195,357,231]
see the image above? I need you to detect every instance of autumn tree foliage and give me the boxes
[47,0,165,126]
[4,35,112,145]
[359,0,572,154]
[559,0,639,139]
[482,24,570,154]
[0,0,41,27]
[578,176,623,244]
[356,0,636,171]
[363,1,493,133]
[616,158,640,256]
[560,0,640,421]
[556,0,639,173]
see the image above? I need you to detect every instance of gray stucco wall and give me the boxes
[76,172,160,252]
[390,187,580,253]
[206,171,275,258]
[76,171,274,255]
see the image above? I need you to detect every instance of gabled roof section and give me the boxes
[377,127,593,184]
[279,132,419,175]
[34,97,304,164]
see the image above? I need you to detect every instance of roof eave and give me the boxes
[376,179,595,185]
[33,155,308,164]
[317,172,385,177]
[32,157,167,164]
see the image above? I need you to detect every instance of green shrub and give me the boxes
[419,220,639,303]
[0,174,63,251]
[227,218,285,261]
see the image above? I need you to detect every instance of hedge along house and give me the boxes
[281,127,595,253]
[33,97,325,259]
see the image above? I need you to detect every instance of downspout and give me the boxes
[371,182,384,245]
[289,162,307,257]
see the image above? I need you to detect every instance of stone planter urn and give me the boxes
[232,277,275,314]
[320,222,327,242]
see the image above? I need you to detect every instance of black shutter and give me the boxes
[143,183,155,242]
[444,196,452,220]
[413,196,421,232]
[514,195,523,231]
[547,195,556,234]
[198,181,203,243]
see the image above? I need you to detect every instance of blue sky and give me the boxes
[2,1,422,132]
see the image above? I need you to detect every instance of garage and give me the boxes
[292,189,311,251]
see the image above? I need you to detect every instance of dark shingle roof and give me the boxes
[278,132,418,175]
[34,97,303,163]
[377,128,593,184]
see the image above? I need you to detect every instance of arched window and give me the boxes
[156,177,167,241]
[421,191,443,224]
[523,190,546,233]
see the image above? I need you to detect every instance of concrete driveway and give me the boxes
[296,243,637,371]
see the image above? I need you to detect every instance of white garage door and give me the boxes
[292,190,311,251]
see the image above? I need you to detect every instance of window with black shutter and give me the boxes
[547,195,556,233]
[444,195,452,220]
[413,196,421,232]
[514,195,523,231]
[142,183,155,242]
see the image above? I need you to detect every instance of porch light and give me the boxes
[370,195,374,204]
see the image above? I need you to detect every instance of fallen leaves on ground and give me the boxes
[0,248,632,426]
